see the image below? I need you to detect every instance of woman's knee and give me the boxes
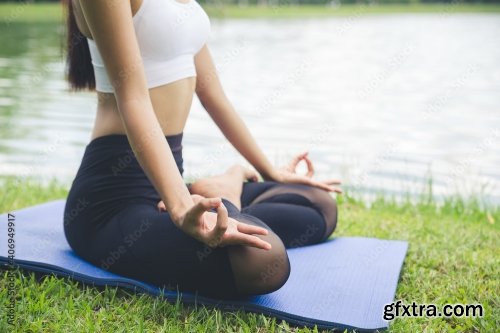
[227,220,291,295]
[251,183,339,240]
[255,236,291,293]
[307,186,338,239]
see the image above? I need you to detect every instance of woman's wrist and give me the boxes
[168,197,195,228]
[260,167,281,182]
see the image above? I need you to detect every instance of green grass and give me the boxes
[1,2,500,23]
[0,176,498,332]
[204,3,500,18]
[0,3,64,23]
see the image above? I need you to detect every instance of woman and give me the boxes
[63,0,341,299]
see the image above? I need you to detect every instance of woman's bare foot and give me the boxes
[188,165,259,210]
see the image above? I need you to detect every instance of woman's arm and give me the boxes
[78,0,193,221]
[194,45,278,181]
[194,45,342,192]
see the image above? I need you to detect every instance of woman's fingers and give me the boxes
[215,202,228,232]
[303,154,315,178]
[287,151,307,172]
[287,151,317,178]
[308,180,334,192]
[294,176,342,193]
[222,232,272,250]
[328,185,343,193]
[281,170,342,193]
[190,194,205,204]
[157,200,166,212]
[190,197,221,219]
[236,221,269,235]
[182,196,273,250]
[322,178,342,185]
[312,180,342,193]
[206,202,228,247]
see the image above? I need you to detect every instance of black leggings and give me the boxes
[63,133,338,299]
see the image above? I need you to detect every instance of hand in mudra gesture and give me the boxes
[158,194,271,250]
[271,151,342,193]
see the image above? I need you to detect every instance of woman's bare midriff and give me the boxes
[90,77,196,141]
[71,0,195,141]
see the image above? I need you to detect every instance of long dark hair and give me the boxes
[63,0,95,91]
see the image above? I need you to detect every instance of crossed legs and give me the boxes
[188,166,338,294]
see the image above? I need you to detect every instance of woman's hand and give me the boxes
[267,151,342,193]
[158,194,272,250]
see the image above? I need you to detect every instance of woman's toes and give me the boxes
[157,200,166,212]
[244,168,259,182]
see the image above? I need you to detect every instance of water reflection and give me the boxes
[1,14,499,205]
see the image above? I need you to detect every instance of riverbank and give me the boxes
[1,2,500,23]
[0,176,498,332]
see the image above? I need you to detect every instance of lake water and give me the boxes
[1,13,499,206]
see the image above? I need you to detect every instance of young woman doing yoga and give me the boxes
[63,0,341,299]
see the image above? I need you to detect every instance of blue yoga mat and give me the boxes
[0,200,408,332]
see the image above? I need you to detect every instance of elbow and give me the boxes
[196,87,219,112]
[195,83,213,103]
[195,77,227,109]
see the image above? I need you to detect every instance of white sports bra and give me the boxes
[87,0,211,93]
